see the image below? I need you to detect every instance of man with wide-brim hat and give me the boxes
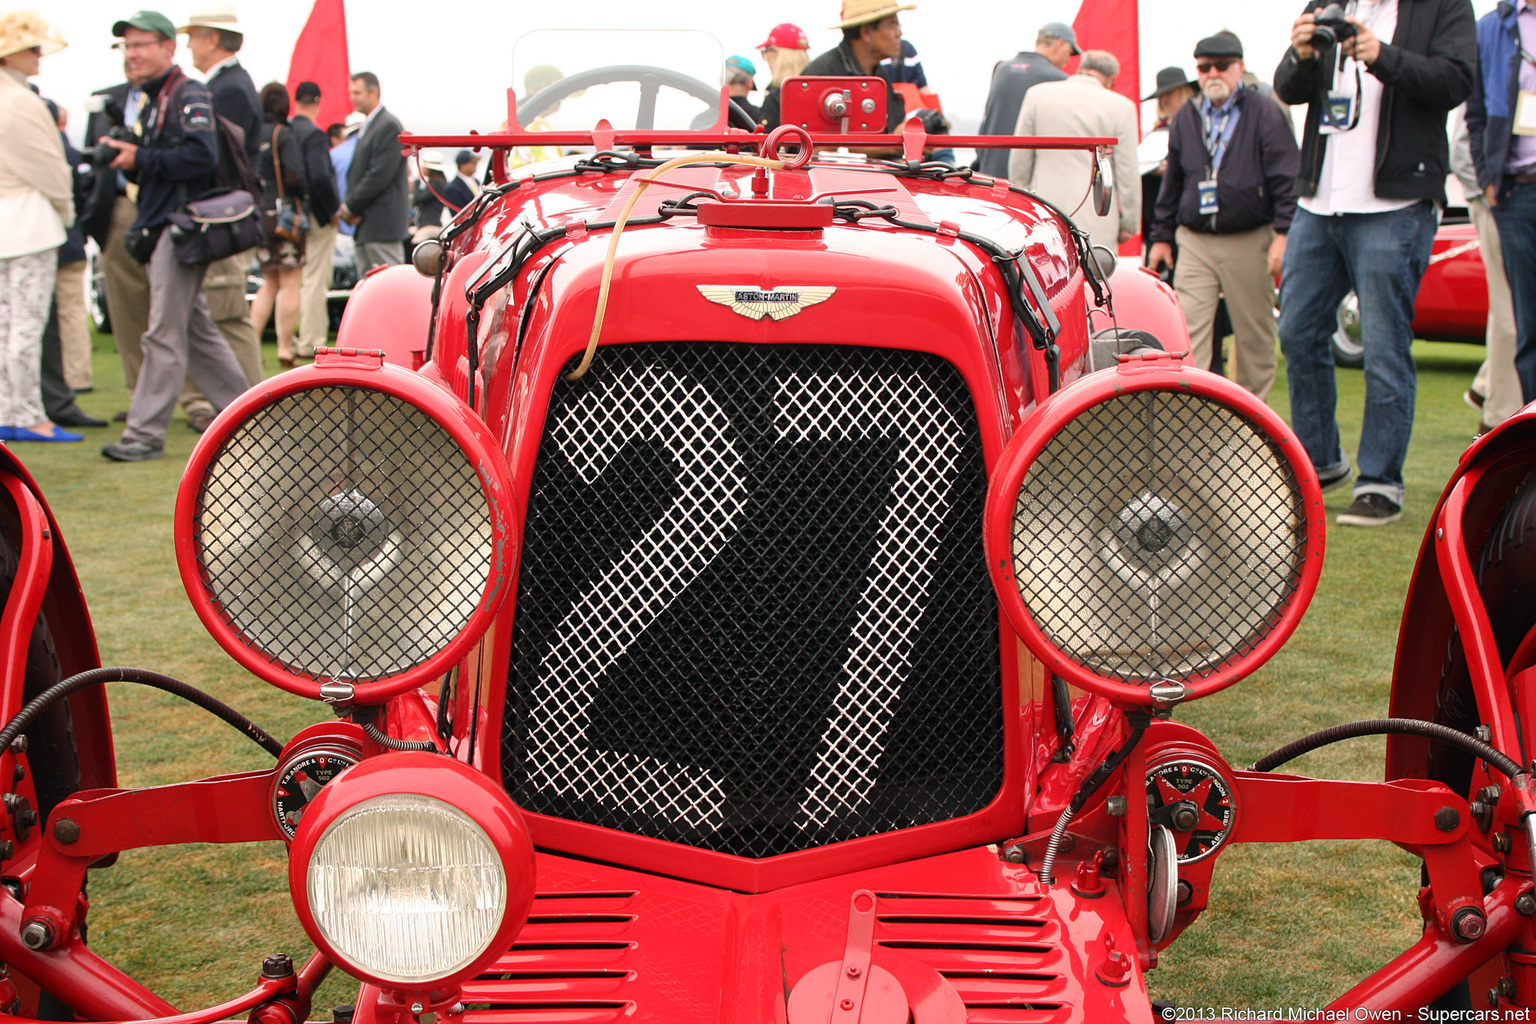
[177,1,263,421]
[762,0,913,131]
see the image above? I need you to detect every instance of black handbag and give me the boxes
[167,187,265,265]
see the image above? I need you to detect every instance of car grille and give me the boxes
[503,343,1001,857]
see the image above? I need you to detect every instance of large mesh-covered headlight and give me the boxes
[175,353,516,702]
[290,753,536,990]
[985,362,1324,707]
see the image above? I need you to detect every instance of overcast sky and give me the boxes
[33,0,1505,146]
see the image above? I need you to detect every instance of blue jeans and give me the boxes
[1492,180,1536,404]
[1278,203,1437,505]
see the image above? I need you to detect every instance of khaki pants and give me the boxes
[1468,199,1522,428]
[298,219,338,357]
[1174,224,1279,402]
[101,196,150,393]
[202,250,263,391]
[55,259,92,390]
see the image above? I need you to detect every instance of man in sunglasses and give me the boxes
[1273,0,1477,527]
[1147,35,1298,404]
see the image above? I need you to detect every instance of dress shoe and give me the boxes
[52,407,109,429]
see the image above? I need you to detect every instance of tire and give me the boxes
[1332,291,1365,369]
[87,249,111,336]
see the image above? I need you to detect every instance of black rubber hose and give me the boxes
[361,720,439,753]
[0,667,284,758]
[1251,718,1524,779]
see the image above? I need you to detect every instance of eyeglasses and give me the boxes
[1196,60,1236,74]
[112,40,165,52]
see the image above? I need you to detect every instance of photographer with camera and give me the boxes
[96,10,250,463]
[1274,0,1476,526]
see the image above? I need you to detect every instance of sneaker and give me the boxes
[101,439,165,462]
[1317,464,1353,494]
[186,408,215,433]
[1464,388,1486,411]
[1337,493,1402,527]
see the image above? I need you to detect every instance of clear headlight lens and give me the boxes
[307,793,508,984]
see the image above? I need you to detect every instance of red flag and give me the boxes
[286,0,351,132]
[1071,0,1141,111]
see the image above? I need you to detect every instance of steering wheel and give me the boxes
[518,64,760,133]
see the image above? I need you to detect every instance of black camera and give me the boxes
[1311,3,1357,48]
[88,125,137,168]
[81,94,133,168]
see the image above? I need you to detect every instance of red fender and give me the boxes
[1098,263,1194,365]
[334,264,436,368]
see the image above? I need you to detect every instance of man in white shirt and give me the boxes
[1274,0,1477,526]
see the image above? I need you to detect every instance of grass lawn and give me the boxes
[9,327,1490,1010]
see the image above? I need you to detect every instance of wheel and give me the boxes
[1332,290,1365,369]
[519,65,761,133]
[87,248,111,336]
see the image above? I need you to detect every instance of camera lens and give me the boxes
[1312,23,1337,47]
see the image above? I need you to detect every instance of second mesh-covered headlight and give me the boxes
[985,362,1325,706]
[175,356,516,703]
[289,753,536,990]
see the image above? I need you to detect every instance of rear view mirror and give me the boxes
[1091,147,1114,218]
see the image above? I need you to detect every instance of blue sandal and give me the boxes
[10,425,84,443]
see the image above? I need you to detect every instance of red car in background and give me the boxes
[1332,205,1489,366]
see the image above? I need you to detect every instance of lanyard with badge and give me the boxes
[1320,0,1370,133]
[1198,99,1238,216]
[1516,39,1536,138]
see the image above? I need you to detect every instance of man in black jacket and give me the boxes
[181,2,261,426]
[1148,35,1298,402]
[1273,0,1476,526]
[975,22,1077,178]
[292,80,340,358]
[97,10,249,462]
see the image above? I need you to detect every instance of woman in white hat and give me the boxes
[0,10,80,443]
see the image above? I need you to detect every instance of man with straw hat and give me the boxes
[180,1,261,426]
[763,1,913,132]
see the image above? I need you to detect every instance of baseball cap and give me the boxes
[454,149,476,166]
[725,54,756,77]
[112,10,176,39]
[294,80,321,103]
[1039,21,1080,56]
[757,22,809,50]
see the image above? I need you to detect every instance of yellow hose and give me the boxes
[565,151,789,381]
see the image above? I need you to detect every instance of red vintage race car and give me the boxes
[1,58,1535,1023]
[1332,207,1489,366]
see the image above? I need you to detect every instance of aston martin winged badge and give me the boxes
[697,286,837,321]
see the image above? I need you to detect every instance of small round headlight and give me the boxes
[289,753,536,991]
[309,794,505,984]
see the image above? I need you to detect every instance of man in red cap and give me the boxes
[761,1,912,131]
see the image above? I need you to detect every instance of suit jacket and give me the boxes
[1008,74,1141,252]
[440,175,475,212]
[206,59,262,165]
[345,105,409,244]
[291,114,340,225]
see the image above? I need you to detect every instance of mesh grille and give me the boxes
[195,386,493,682]
[504,343,1001,857]
[1012,390,1307,684]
